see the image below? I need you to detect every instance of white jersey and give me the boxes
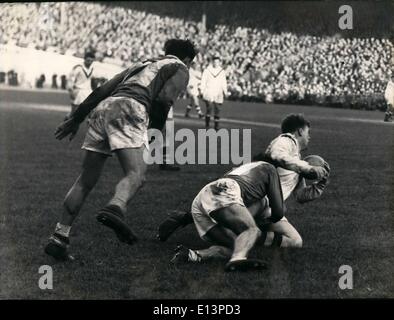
[200,65,228,104]
[68,64,95,105]
[384,77,394,105]
[265,133,310,200]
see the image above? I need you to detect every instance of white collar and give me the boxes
[165,55,187,68]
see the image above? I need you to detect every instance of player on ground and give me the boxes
[68,51,96,113]
[45,39,198,261]
[184,61,203,118]
[201,56,228,130]
[171,154,329,269]
[173,161,287,271]
[384,74,394,122]
[159,114,329,247]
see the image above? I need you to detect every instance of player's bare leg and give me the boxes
[248,199,302,248]
[192,94,203,118]
[45,150,108,261]
[171,225,234,263]
[97,147,147,244]
[384,104,393,122]
[264,219,302,248]
[204,100,212,128]
[213,103,221,130]
[210,204,266,271]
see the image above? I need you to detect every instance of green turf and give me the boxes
[0,91,393,299]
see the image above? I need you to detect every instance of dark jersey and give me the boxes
[110,55,189,114]
[225,161,285,222]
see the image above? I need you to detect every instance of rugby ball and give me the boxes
[303,155,325,167]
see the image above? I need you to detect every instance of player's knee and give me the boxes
[251,226,262,239]
[291,235,303,248]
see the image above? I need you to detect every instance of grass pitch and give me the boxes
[0,89,393,299]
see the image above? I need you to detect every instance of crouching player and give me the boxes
[171,154,329,269]
[159,113,329,247]
[44,39,197,261]
[172,161,287,272]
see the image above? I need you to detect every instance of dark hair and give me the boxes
[164,39,198,61]
[281,113,310,133]
[84,51,95,59]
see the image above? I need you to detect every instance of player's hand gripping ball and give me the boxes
[303,155,330,180]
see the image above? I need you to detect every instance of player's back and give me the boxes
[111,56,188,113]
[224,161,278,206]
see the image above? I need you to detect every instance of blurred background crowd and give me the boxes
[1,1,392,110]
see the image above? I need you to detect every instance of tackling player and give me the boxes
[68,51,96,113]
[171,154,329,270]
[159,114,329,248]
[45,39,198,261]
[174,161,287,272]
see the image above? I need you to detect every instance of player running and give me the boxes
[45,39,198,261]
[159,114,329,248]
[184,61,204,118]
[68,51,96,113]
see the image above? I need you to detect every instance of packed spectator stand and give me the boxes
[0,2,392,110]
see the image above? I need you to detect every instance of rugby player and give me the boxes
[184,61,203,118]
[384,72,394,122]
[173,160,287,272]
[159,114,329,248]
[45,39,198,261]
[68,51,96,113]
[201,56,228,130]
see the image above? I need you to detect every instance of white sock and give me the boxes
[264,231,275,246]
[188,249,202,262]
[229,255,247,262]
[55,223,71,238]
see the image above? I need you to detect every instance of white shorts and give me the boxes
[72,88,92,105]
[82,96,149,156]
[191,178,245,240]
[385,81,394,106]
[187,85,199,97]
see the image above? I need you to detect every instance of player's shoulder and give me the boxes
[274,133,297,146]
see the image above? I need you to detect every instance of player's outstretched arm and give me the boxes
[70,69,128,124]
[55,69,129,141]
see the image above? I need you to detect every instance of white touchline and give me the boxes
[1,102,392,128]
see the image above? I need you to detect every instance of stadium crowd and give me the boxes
[1,2,392,109]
